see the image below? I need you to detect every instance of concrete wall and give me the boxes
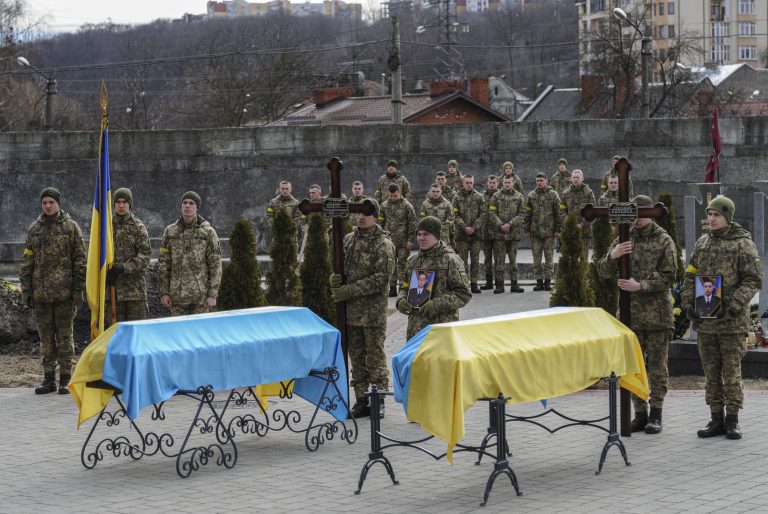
[1,117,767,262]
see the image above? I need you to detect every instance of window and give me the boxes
[668,25,675,38]
[658,2,664,15]
[739,22,756,37]
[711,22,729,39]
[658,25,665,38]
[668,2,674,15]
[712,44,730,63]
[739,45,757,60]
[739,0,755,15]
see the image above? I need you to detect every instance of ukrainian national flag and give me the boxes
[86,82,114,339]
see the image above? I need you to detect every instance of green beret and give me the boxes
[387,160,398,169]
[182,191,201,209]
[113,187,133,208]
[707,195,735,224]
[417,216,441,238]
[40,187,61,205]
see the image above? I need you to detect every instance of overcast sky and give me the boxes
[26,1,205,31]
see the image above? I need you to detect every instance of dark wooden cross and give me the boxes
[297,157,376,397]
[582,157,667,437]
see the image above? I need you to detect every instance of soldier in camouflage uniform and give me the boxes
[266,181,300,231]
[420,183,455,246]
[349,181,366,228]
[500,161,524,196]
[600,155,634,196]
[396,216,472,340]
[21,187,87,395]
[374,160,411,205]
[329,198,395,418]
[598,195,677,434]
[445,160,464,192]
[379,184,417,297]
[489,175,526,294]
[524,173,561,291]
[298,184,323,233]
[682,196,763,440]
[159,191,222,316]
[598,175,620,206]
[435,171,458,207]
[108,188,151,322]
[454,174,487,294]
[479,175,499,290]
[559,169,596,254]
[549,158,571,196]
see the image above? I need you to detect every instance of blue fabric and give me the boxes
[392,324,431,415]
[101,307,348,421]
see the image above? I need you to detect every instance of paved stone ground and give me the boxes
[2,288,768,513]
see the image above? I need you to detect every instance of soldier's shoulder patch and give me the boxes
[489,205,497,211]
[453,207,459,213]
[560,203,567,209]
[419,211,426,218]
[23,248,33,256]
[686,264,698,274]
[377,216,385,222]
[266,207,274,213]
[524,205,532,212]
[160,247,169,253]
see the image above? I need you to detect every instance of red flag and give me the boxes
[704,108,720,183]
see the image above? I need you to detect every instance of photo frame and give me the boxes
[407,269,435,308]
[694,275,723,319]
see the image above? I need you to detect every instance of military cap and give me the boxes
[417,216,441,238]
[707,195,735,224]
[558,157,567,165]
[113,187,133,208]
[447,159,458,168]
[40,187,61,205]
[182,191,201,209]
[502,161,513,170]
[365,198,381,217]
[612,155,621,161]
[387,159,398,168]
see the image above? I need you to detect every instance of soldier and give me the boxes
[379,184,417,297]
[454,174,487,294]
[20,187,86,395]
[299,184,323,232]
[598,174,620,206]
[559,169,596,253]
[479,175,499,290]
[329,199,395,418]
[598,195,677,434]
[374,160,411,205]
[108,188,151,322]
[434,171,457,207]
[490,175,526,294]
[549,157,570,195]
[682,196,762,440]
[445,159,464,192]
[396,216,472,340]
[349,181,366,228]
[601,155,634,196]
[420,183,455,246]
[266,180,300,231]
[500,161,524,196]
[524,173,561,291]
[159,191,222,316]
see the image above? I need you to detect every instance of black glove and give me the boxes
[722,306,740,320]
[683,304,699,321]
[106,263,125,285]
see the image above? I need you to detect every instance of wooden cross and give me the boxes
[581,157,667,437]
[297,157,376,394]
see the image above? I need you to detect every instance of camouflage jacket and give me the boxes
[524,187,562,238]
[500,173,525,196]
[20,211,86,303]
[379,198,417,247]
[549,170,570,196]
[598,222,677,331]
[266,194,300,227]
[420,197,454,244]
[453,189,487,241]
[480,189,499,239]
[440,185,458,207]
[598,189,619,206]
[374,173,411,205]
[158,216,222,305]
[343,224,396,327]
[560,184,596,237]
[112,212,151,301]
[398,240,471,339]
[682,223,763,334]
[446,171,464,192]
[600,169,634,196]
[490,188,526,241]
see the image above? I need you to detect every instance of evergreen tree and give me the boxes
[656,192,684,282]
[588,216,618,316]
[218,219,267,310]
[266,208,302,306]
[550,213,595,307]
[300,214,334,324]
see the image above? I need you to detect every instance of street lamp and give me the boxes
[16,55,57,130]
[612,8,652,118]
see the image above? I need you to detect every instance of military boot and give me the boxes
[725,414,742,440]
[58,374,71,395]
[645,407,662,434]
[493,278,505,294]
[533,279,545,291]
[35,372,57,395]
[389,285,398,298]
[481,274,494,290]
[471,283,482,294]
[544,278,552,291]
[509,281,524,293]
[350,397,370,419]
[630,410,648,432]
[697,410,726,438]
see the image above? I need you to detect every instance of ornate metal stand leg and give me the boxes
[304,367,358,451]
[81,393,148,469]
[481,393,521,507]
[596,373,630,475]
[355,386,399,494]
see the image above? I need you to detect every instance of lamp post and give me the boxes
[613,8,652,118]
[16,56,57,130]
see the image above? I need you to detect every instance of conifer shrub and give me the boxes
[300,214,334,324]
[588,216,618,316]
[218,218,267,310]
[550,213,595,307]
[266,208,302,306]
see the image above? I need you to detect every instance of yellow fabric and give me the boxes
[686,264,699,273]
[23,248,33,255]
[407,307,648,461]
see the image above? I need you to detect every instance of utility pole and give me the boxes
[391,15,403,124]
[641,35,652,118]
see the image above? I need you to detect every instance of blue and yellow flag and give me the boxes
[85,81,114,339]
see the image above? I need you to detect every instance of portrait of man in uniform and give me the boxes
[407,269,434,308]
[695,275,722,318]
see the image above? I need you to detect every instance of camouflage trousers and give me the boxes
[481,239,495,278]
[494,240,519,282]
[171,303,208,317]
[632,329,671,413]
[391,244,410,289]
[347,325,389,402]
[531,236,555,279]
[109,300,148,324]
[33,301,75,375]
[456,238,482,282]
[697,332,748,414]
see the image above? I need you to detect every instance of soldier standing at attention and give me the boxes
[420,183,454,246]
[454,174,487,294]
[683,196,762,440]
[598,175,620,206]
[379,184,417,297]
[549,158,570,195]
[598,195,677,434]
[480,175,499,290]
[349,181,366,228]
[434,171,457,207]
[396,216,472,340]
[490,175,526,294]
[159,191,222,316]
[524,173,561,291]
[560,169,596,253]
[500,161,524,196]
[445,159,464,192]
[601,155,634,196]
[21,187,86,395]
[266,180,300,230]
[329,199,395,418]
[374,160,411,205]
[108,188,151,322]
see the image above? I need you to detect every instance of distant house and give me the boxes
[488,76,532,120]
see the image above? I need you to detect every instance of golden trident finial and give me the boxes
[99,80,109,129]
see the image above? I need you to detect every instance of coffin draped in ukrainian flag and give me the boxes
[392,307,649,460]
[69,307,348,426]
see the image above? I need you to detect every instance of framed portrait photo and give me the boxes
[694,275,723,319]
[407,269,435,308]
